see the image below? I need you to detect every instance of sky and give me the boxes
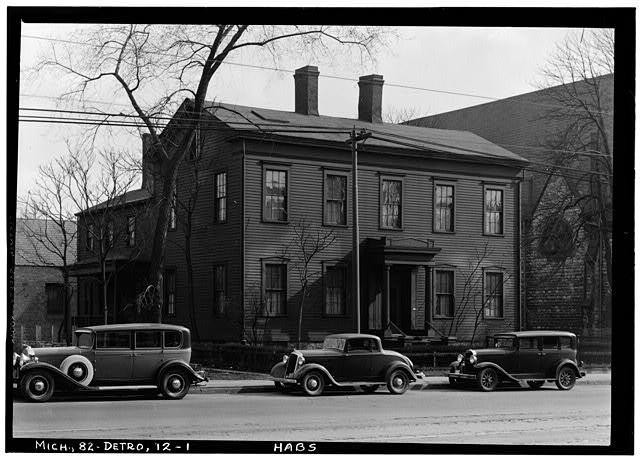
[16,24,587,201]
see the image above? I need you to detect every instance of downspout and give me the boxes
[241,139,246,341]
[517,171,524,331]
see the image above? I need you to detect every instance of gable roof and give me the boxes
[14,218,77,267]
[203,102,528,166]
[80,188,152,215]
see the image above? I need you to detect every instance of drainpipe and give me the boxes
[241,139,246,341]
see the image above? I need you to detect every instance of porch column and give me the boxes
[384,264,391,328]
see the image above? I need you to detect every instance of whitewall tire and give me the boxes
[60,355,94,386]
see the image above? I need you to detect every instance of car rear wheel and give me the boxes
[477,367,499,392]
[21,371,55,402]
[526,380,545,389]
[386,369,410,395]
[160,369,190,400]
[302,371,325,396]
[60,355,94,386]
[555,366,577,390]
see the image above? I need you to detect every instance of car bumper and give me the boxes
[272,377,298,384]
[414,371,425,380]
[193,370,208,385]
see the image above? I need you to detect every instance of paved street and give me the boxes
[13,383,610,445]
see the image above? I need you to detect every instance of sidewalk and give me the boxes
[193,369,611,394]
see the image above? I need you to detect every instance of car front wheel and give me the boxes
[477,367,499,392]
[386,369,410,395]
[555,366,577,390]
[160,369,190,400]
[21,371,55,402]
[302,371,325,396]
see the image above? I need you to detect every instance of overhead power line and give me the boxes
[21,33,613,117]
[19,105,612,161]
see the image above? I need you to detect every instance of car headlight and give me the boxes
[282,355,289,364]
[456,354,463,363]
[468,350,477,365]
[298,355,305,365]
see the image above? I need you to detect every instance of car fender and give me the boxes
[554,359,582,379]
[384,361,418,382]
[293,363,339,386]
[156,360,205,384]
[19,362,90,391]
[474,362,520,383]
[270,361,286,379]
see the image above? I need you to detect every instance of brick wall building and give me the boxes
[406,74,613,338]
[13,218,77,345]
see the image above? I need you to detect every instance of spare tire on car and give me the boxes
[60,355,94,386]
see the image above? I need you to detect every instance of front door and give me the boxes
[389,267,412,332]
[342,337,377,381]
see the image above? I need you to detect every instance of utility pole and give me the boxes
[348,128,371,333]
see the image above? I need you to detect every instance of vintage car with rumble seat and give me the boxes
[270,333,424,396]
[448,330,586,391]
[13,323,207,402]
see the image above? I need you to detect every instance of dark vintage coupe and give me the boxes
[270,333,423,396]
[13,323,207,402]
[448,331,586,391]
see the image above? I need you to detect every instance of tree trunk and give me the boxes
[102,259,108,325]
[63,268,72,345]
[297,286,307,348]
[185,232,199,340]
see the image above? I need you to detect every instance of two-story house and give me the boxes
[152,66,528,345]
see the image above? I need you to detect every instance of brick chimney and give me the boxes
[294,65,319,116]
[358,74,384,123]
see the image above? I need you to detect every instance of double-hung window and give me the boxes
[264,263,287,315]
[484,271,504,318]
[434,270,454,318]
[127,216,136,247]
[165,269,176,317]
[169,191,177,231]
[264,168,288,222]
[380,177,403,229]
[324,173,347,226]
[324,264,346,316]
[213,264,226,315]
[434,183,455,232]
[484,188,504,235]
[215,172,227,223]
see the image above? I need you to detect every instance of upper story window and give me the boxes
[484,271,504,319]
[106,221,114,247]
[264,262,287,315]
[324,173,347,226]
[380,177,402,229]
[127,215,136,247]
[215,172,227,223]
[169,191,177,231]
[484,188,504,235]
[434,183,455,232]
[189,126,201,161]
[324,264,347,316]
[264,168,288,222]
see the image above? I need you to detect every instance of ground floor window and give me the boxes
[264,263,287,315]
[164,269,176,317]
[46,283,64,315]
[213,264,226,315]
[434,270,454,318]
[324,264,346,316]
[484,271,504,318]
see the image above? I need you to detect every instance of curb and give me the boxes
[193,377,610,394]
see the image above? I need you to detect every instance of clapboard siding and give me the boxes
[243,140,522,343]
[163,124,243,341]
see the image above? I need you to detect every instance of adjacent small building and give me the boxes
[13,218,77,345]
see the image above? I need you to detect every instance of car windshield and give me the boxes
[491,336,515,349]
[322,337,346,351]
[75,332,93,349]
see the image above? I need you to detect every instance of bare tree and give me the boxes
[64,145,146,325]
[41,24,392,321]
[282,218,336,348]
[384,105,439,127]
[18,158,78,344]
[534,29,613,331]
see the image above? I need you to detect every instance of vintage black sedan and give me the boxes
[13,323,207,402]
[270,333,423,396]
[448,331,586,391]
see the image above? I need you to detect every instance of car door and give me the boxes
[538,336,561,377]
[132,330,164,382]
[93,330,134,383]
[516,337,542,378]
[342,338,375,382]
